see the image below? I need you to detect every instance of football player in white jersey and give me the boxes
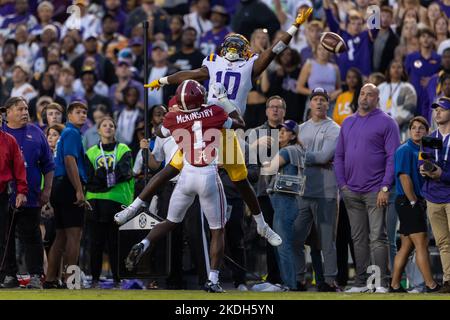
[115,8,313,248]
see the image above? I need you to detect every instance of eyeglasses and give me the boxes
[268,105,284,110]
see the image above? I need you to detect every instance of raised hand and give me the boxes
[294,7,313,27]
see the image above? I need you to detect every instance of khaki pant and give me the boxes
[427,201,450,282]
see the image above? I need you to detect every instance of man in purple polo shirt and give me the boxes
[335,83,401,293]
[3,96,55,289]
[420,97,450,293]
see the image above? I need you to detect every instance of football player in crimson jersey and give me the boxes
[115,8,313,247]
[125,80,245,293]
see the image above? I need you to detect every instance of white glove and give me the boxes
[211,82,228,100]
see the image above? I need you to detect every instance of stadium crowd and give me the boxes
[0,0,450,294]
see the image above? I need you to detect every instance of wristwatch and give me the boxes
[381,186,389,193]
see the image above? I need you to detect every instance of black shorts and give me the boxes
[50,176,85,229]
[395,195,427,236]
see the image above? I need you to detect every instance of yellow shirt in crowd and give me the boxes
[333,91,354,126]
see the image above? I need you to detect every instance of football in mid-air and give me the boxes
[320,32,347,54]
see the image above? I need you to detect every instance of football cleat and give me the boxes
[257,223,282,246]
[114,205,140,225]
[125,243,146,271]
[204,281,225,293]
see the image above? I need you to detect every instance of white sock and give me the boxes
[130,197,146,211]
[140,238,150,251]
[253,213,266,228]
[209,270,219,284]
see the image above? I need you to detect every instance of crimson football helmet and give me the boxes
[175,80,207,113]
[220,34,252,61]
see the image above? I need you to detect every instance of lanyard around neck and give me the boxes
[99,143,118,171]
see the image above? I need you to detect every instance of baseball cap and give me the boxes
[431,97,450,110]
[117,59,131,67]
[280,120,299,135]
[129,37,143,47]
[152,40,168,52]
[12,62,31,75]
[310,87,329,101]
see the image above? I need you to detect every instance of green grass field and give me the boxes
[0,290,449,300]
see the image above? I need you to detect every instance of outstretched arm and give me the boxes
[145,66,210,90]
[252,7,313,79]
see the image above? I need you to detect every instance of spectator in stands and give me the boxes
[29,72,66,121]
[297,44,341,119]
[394,19,419,62]
[427,50,450,107]
[71,35,117,87]
[169,27,205,71]
[434,16,449,50]
[378,60,417,141]
[116,86,144,154]
[56,66,77,106]
[404,27,441,122]
[10,62,37,102]
[61,35,80,65]
[299,20,323,63]
[98,14,129,62]
[0,38,18,79]
[390,116,440,293]
[0,0,38,38]
[83,104,110,150]
[295,88,340,292]
[148,41,178,108]
[3,97,54,289]
[264,120,305,290]
[104,0,127,35]
[199,5,230,56]
[323,0,378,80]
[332,68,362,126]
[86,117,134,288]
[33,96,53,129]
[267,47,306,123]
[184,0,212,44]
[231,0,281,40]
[110,60,144,113]
[420,97,450,293]
[125,0,170,38]
[80,69,112,121]
[45,101,88,289]
[166,15,184,56]
[335,83,401,293]
[373,6,399,75]
[425,2,442,30]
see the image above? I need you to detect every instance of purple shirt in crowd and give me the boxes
[5,123,55,208]
[199,27,230,56]
[334,108,401,193]
[438,0,450,18]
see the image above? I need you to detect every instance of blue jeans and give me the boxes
[270,193,300,289]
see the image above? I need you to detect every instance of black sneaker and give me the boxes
[204,281,225,293]
[388,285,407,293]
[425,283,441,293]
[438,281,450,294]
[318,282,342,292]
[125,243,146,271]
[43,280,66,289]
[0,276,19,289]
